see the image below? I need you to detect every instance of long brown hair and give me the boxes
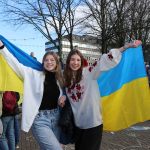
[64,50,85,87]
[42,51,64,88]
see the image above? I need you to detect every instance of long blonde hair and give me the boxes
[42,51,64,88]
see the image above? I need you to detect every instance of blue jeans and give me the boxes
[14,115,20,146]
[31,108,62,150]
[0,116,15,150]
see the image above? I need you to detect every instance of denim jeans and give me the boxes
[31,108,63,150]
[0,119,3,137]
[0,116,15,150]
[14,115,20,146]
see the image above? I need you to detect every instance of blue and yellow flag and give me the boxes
[0,35,150,131]
[0,35,42,94]
[98,46,150,131]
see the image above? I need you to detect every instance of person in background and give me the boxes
[14,112,20,149]
[0,91,20,150]
[0,119,3,138]
[64,40,142,150]
[30,52,37,60]
[0,40,66,150]
[14,93,21,149]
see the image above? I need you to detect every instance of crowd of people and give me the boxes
[0,39,142,150]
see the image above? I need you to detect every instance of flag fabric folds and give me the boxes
[97,46,150,131]
[0,35,42,94]
[0,35,150,131]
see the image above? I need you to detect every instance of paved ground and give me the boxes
[18,121,150,150]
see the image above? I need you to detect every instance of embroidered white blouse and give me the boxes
[66,49,122,129]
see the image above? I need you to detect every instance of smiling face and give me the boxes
[43,54,56,72]
[69,54,81,71]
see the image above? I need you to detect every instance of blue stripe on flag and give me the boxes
[0,35,42,71]
[97,46,146,97]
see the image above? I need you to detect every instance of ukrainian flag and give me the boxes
[0,35,42,94]
[98,46,150,131]
[1,35,150,131]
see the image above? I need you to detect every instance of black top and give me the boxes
[39,71,60,110]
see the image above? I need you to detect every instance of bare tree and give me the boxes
[0,0,150,59]
[108,0,129,46]
[0,0,81,59]
[129,0,150,45]
[107,0,150,47]
[83,0,114,53]
[131,0,150,59]
[83,0,150,53]
[62,0,84,51]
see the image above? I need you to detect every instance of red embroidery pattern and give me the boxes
[89,61,97,72]
[108,54,113,60]
[67,83,84,102]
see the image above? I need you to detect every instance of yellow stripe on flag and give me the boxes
[101,77,150,131]
[0,54,23,94]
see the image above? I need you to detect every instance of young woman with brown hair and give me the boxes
[64,40,142,150]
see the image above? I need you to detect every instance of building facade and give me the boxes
[45,35,101,65]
